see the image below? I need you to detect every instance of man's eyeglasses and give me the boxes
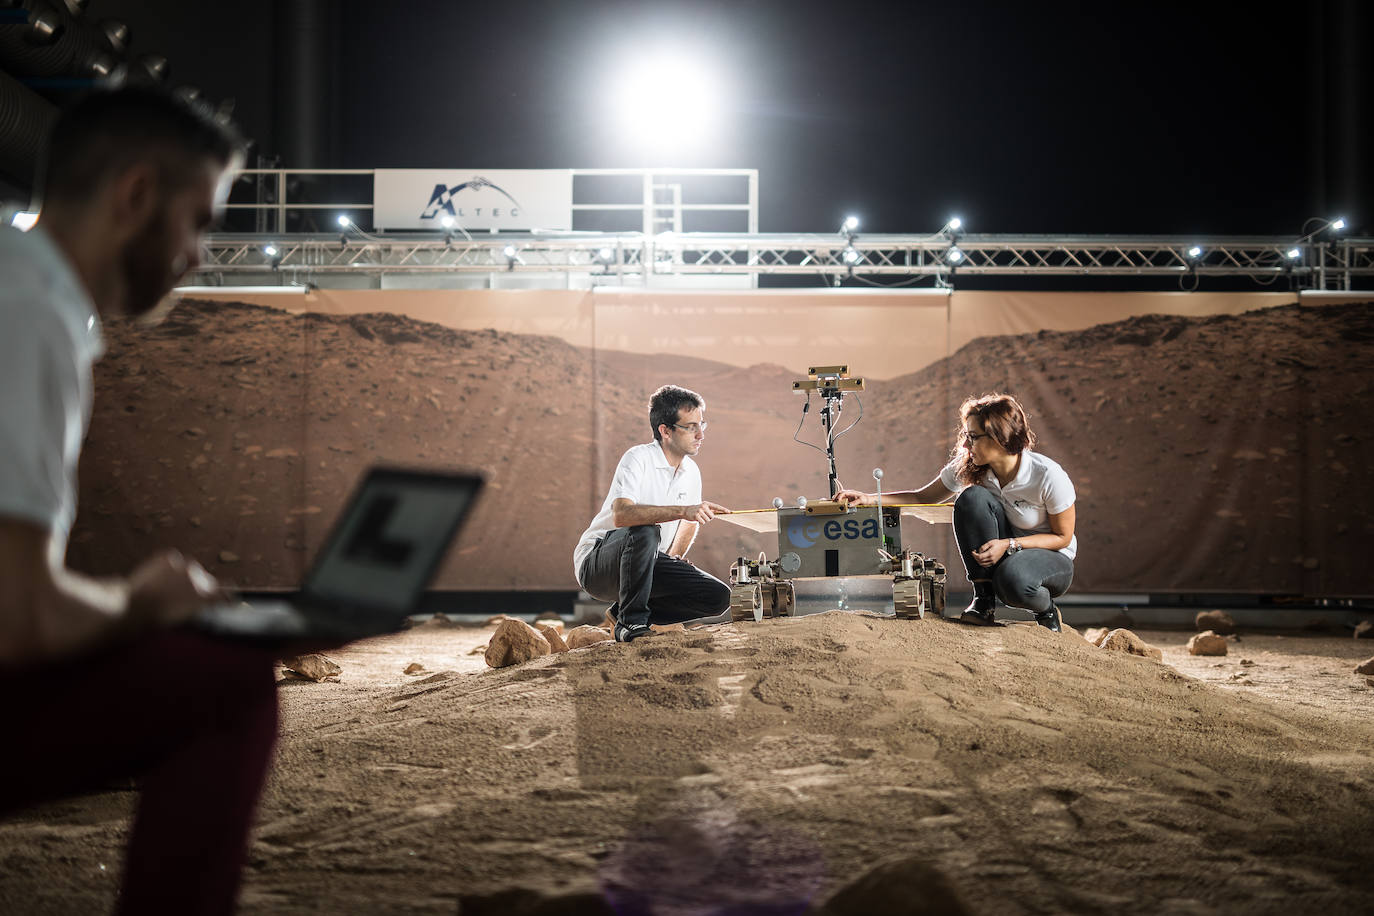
[673,422,708,435]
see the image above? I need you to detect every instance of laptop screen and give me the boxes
[302,468,483,613]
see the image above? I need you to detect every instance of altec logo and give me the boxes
[420,176,522,221]
[786,516,881,549]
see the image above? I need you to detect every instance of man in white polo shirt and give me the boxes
[574,385,733,642]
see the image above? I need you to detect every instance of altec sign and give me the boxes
[373,169,573,231]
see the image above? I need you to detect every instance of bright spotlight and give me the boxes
[842,216,859,232]
[842,246,861,265]
[337,214,351,228]
[597,247,615,263]
[440,214,455,228]
[1286,248,1301,259]
[1187,246,1202,259]
[947,246,964,263]
[612,49,720,154]
[263,245,278,257]
[1331,218,1346,231]
[947,217,962,231]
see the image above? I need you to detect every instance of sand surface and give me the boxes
[3,615,1373,914]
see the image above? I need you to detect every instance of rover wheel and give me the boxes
[893,579,925,619]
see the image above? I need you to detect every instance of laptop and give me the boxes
[194,466,484,644]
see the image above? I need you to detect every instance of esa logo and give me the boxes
[786,516,880,549]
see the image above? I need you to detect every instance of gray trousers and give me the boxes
[578,524,731,628]
[952,486,1074,613]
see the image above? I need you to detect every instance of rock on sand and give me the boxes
[484,618,550,668]
[1097,628,1163,661]
[1187,630,1229,656]
[280,653,341,682]
[565,625,613,649]
[536,623,568,653]
[1355,656,1374,676]
[1195,610,1237,634]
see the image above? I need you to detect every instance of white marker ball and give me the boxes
[797,496,808,509]
[873,468,884,480]
[772,497,784,509]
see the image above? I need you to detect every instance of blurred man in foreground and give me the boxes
[0,87,277,915]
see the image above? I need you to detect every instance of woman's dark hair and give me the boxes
[40,86,243,206]
[954,392,1036,485]
[648,385,704,441]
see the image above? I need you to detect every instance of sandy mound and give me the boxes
[4,614,1374,912]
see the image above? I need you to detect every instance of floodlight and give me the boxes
[611,50,720,155]
[1187,246,1202,259]
[1286,248,1301,259]
[597,247,615,265]
[439,214,454,228]
[1332,218,1345,231]
[842,246,861,265]
[842,216,859,232]
[263,245,278,257]
[947,217,962,231]
[947,246,964,263]
[503,244,520,271]
[337,214,351,228]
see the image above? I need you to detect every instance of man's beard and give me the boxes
[119,206,183,319]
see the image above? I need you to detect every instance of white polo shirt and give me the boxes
[573,441,702,583]
[0,225,104,550]
[940,450,1077,559]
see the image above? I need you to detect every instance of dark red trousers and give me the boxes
[0,630,279,915]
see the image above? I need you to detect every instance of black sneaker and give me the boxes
[1033,605,1062,632]
[958,596,1000,627]
[614,623,654,643]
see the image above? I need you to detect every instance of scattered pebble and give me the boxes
[1187,631,1228,657]
[1097,628,1163,661]
[280,653,341,682]
[1194,610,1237,635]
[403,662,427,675]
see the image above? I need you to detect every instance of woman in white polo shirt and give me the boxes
[835,393,1076,631]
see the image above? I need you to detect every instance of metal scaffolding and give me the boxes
[196,232,1374,290]
[195,166,1371,290]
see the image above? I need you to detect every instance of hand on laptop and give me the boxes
[127,550,225,628]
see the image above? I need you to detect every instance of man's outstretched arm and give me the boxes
[611,497,730,528]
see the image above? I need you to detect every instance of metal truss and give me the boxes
[197,232,1374,290]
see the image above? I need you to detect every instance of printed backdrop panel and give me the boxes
[69,290,1374,598]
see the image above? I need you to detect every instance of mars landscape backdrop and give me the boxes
[68,289,1374,598]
